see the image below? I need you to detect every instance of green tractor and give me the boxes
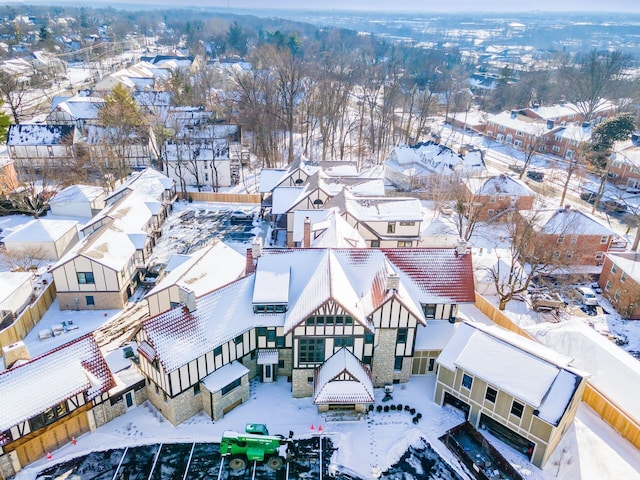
[220,423,288,471]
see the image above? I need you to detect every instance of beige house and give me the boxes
[434,322,588,468]
[52,224,139,310]
[134,247,476,425]
[49,185,106,219]
[0,272,34,323]
[3,219,79,261]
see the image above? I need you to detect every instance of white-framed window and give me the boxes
[614,289,621,302]
[600,235,609,244]
[490,196,497,203]
[611,264,618,274]
[557,235,565,244]
[498,195,505,201]
[462,373,473,390]
[552,145,561,152]
[514,139,522,147]
[566,150,574,159]
[621,272,627,283]
[538,145,546,152]
[516,130,524,136]
[497,134,504,142]
[487,130,493,137]
[596,252,604,261]
[566,251,574,260]
[498,125,506,131]
[605,280,611,291]
[570,235,578,244]
[488,209,495,217]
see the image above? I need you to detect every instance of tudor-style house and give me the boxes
[435,322,588,468]
[133,246,475,426]
[0,336,116,477]
[7,124,76,169]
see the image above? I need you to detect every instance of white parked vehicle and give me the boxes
[575,286,598,306]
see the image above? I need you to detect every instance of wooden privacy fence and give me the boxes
[179,192,261,204]
[0,282,56,351]
[475,293,640,451]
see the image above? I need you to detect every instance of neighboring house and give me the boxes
[598,252,640,319]
[3,219,79,261]
[49,185,106,219]
[80,125,157,170]
[163,123,242,191]
[385,141,486,191]
[528,205,618,267]
[93,61,169,93]
[483,108,597,160]
[608,134,640,190]
[464,174,535,221]
[0,272,34,323]
[145,242,246,317]
[46,96,105,130]
[52,223,140,310]
[6,124,76,168]
[434,321,588,468]
[0,336,116,476]
[51,169,176,310]
[291,209,367,248]
[326,191,424,248]
[133,247,475,425]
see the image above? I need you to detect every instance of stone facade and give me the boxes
[92,385,148,427]
[202,375,250,421]
[57,290,128,311]
[292,368,315,398]
[277,348,293,379]
[146,382,203,426]
[371,329,399,387]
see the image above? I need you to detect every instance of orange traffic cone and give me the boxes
[310,424,315,431]
[46,452,52,460]
[318,425,323,432]
[72,437,77,445]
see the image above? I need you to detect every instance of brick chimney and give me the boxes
[246,248,255,274]
[303,217,311,248]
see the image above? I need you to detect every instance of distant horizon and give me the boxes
[8,0,640,14]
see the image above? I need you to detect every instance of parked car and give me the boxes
[508,164,524,173]
[526,170,545,181]
[599,199,627,213]
[575,286,598,306]
[230,209,254,220]
[580,191,597,204]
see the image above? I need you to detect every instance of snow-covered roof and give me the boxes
[107,168,174,204]
[486,111,551,136]
[0,272,33,305]
[343,195,423,222]
[604,252,640,285]
[257,349,278,365]
[50,185,105,205]
[292,209,366,248]
[141,248,475,372]
[386,141,485,177]
[3,219,78,244]
[529,320,640,421]
[466,174,534,196]
[147,242,245,297]
[414,320,457,351]
[57,223,136,271]
[314,348,374,404]
[260,168,288,193]
[535,206,615,236]
[7,124,75,146]
[52,96,104,120]
[438,322,586,426]
[0,335,115,431]
[272,187,304,215]
[555,123,592,143]
[200,361,249,394]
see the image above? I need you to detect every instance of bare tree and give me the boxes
[561,50,634,121]
[483,208,567,310]
[0,245,49,272]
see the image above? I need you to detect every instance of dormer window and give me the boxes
[253,304,287,313]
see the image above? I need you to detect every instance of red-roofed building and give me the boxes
[0,335,116,476]
[133,247,475,425]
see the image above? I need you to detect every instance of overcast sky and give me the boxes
[54,0,637,13]
[178,0,637,13]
